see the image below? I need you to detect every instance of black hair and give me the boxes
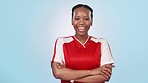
[72,4,93,20]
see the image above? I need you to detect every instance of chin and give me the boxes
[77,32,87,36]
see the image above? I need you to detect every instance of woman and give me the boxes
[51,4,115,83]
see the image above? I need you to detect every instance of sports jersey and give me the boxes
[51,36,114,83]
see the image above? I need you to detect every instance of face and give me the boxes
[72,7,93,36]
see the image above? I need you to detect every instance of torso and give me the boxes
[63,36,101,70]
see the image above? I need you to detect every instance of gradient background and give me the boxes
[1,0,148,83]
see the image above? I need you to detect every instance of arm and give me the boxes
[51,38,100,81]
[75,75,107,83]
[51,62,113,82]
[75,64,114,83]
[51,62,93,80]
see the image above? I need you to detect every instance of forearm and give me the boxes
[75,75,108,83]
[52,62,92,80]
[57,68,92,80]
[52,62,113,81]
[75,64,114,83]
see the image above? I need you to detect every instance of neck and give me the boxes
[74,34,89,44]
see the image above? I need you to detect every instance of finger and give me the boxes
[103,65,112,69]
[56,63,61,68]
[59,63,64,67]
[100,70,110,79]
[101,69,111,77]
[101,67,112,77]
[56,63,64,69]
[102,67,112,76]
[62,61,65,64]
[102,63,114,68]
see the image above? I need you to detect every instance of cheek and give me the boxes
[72,21,77,26]
[72,22,77,29]
[86,22,92,26]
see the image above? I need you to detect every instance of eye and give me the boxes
[84,17,90,21]
[74,17,80,20]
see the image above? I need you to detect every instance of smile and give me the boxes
[78,26,86,32]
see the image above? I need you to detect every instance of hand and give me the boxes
[91,64,113,80]
[56,62,65,69]
[91,67,102,76]
[100,64,113,80]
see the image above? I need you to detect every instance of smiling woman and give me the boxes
[51,4,115,83]
[72,6,92,42]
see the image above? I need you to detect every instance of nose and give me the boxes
[79,19,84,25]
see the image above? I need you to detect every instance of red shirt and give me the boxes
[52,36,114,83]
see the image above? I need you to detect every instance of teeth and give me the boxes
[78,27,85,31]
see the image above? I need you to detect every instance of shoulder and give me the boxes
[56,36,74,43]
[90,36,109,44]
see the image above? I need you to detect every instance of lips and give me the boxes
[78,26,85,32]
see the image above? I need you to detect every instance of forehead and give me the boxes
[73,7,91,16]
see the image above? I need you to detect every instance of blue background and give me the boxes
[1,0,148,83]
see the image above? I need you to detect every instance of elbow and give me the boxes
[53,70,61,79]
[51,62,62,79]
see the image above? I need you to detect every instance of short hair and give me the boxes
[72,4,93,20]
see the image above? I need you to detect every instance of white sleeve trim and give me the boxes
[100,38,115,66]
[52,37,65,64]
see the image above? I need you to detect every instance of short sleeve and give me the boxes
[100,39,115,66]
[51,38,65,64]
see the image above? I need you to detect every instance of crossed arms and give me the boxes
[51,62,114,83]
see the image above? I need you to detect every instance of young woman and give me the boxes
[51,4,115,83]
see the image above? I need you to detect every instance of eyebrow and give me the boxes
[83,15,89,17]
[74,16,90,17]
[73,12,92,20]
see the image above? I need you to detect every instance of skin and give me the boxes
[51,7,114,83]
[51,62,113,82]
[72,7,92,44]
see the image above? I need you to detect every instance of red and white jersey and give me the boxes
[51,36,114,83]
